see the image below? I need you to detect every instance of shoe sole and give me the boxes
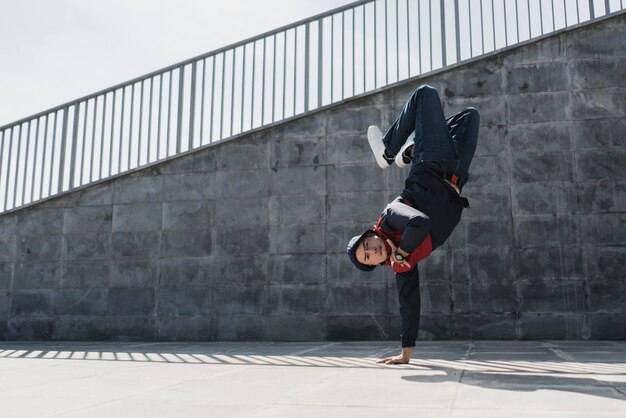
[395,134,415,168]
[367,126,390,169]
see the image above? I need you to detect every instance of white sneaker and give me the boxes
[395,132,415,168]
[367,126,393,169]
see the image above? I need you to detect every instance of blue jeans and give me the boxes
[383,85,480,186]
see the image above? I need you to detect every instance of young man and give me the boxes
[346,85,479,364]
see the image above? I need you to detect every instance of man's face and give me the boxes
[355,234,388,266]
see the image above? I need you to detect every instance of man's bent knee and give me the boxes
[417,84,439,98]
[464,107,480,120]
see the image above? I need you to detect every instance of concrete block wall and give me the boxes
[0,12,624,341]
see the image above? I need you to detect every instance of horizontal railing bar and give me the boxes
[0,0,373,132]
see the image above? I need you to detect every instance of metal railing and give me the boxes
[1,0,624,214]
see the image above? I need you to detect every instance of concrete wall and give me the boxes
[1,13,625,341]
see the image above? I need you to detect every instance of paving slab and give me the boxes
[0,341,624,417]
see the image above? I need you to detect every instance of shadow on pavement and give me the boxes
[402,367,626,401]
[0,342,407,369]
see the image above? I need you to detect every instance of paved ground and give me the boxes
[0,340,625,417]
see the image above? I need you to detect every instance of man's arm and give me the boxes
[377,268,421,364]
[380,198,431,255]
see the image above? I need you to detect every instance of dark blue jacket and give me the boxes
[387,167,468,347]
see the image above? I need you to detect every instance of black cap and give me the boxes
[346,230,376,272]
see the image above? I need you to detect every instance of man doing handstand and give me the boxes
[347,85,479,364]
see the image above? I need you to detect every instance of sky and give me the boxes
[0,0,356,127]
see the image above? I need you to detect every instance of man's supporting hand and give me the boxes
[376,347,413,365]
[386,239,412,269]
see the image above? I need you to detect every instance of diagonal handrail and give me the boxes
[0,0,624,215]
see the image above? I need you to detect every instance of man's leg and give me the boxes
[383,85,451,157]
[446,107,480,185]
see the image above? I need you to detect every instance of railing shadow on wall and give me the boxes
[1,0,624,216]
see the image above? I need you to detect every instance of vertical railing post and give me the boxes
[330,15,335,102]
[231,48,237,133]
[90,98,97,181]
[539,3,543,35]
[241,49,246,132]
[120,87,127,169]
[250,45,255,129]
[527,0,532,38]
[441,0,447,66]
[12,125,23,208]
[0,130,5,209]
[110,91,116,175]
[454,0,458,62]
[480,0,485,53]
[69,103,79,190]
[261,40,266,125]
[492,0,497,46]
[220,51,228,139]
[318,19,323,108]
[177,66,185,153]
[40,115,49,199]
[429,0,433,69]
[588,0,595,18]
[200,59,207,144]
[342,12,345,99]
[147,80,153,162]
[23,121,32,204]
[504,0,509,46]
[515,0,520,42]
[271,37,276,123]
[374,3,378,86]
[13,124,24,207]
[157,76,164,157]
[384,0,389,84]
[81,100,89,184]
[281,35,289,119]
[32,117,40,200]
[304,22,310,112]
[128,84,134,170]
[282,34,287,117]
[58,107,69,193]
[189,62,197,150]
[211,56,217,139]
[406,0,410,76]
[99,95,106,180]
[604,0,610,15]
[138,82,144,167]
[293,30,297,115]
[225,61,234,138]
[468,0,474,57]
[355,7,358,92]
[3,128,14,211]
[50,111,58,195]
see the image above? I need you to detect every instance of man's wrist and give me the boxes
[393,252,406,262]
[397,247,410,257]
[401,346,413,359]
